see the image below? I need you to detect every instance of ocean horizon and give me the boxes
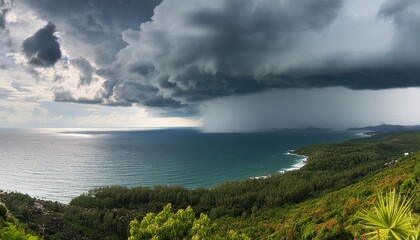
[0,128,364,203]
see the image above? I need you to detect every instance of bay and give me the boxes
[0,128,362,202]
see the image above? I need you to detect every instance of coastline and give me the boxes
[2,129,360,203]
[353,131,374,138]
[250,150,308,180]
[282,150,308,171]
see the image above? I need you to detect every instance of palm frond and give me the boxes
[357,189,414,240]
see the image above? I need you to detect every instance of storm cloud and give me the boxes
[98,0,344,106]
[71,57,94,86]
[0,0,8,29]
[22,22,62,67]
[13,0,420,113]
[19,0,162,65]
[92,0,420,108]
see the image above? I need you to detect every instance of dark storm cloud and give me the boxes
[113,82,182,108]
[71,57,94,85]
[21,0,161,31]
[378,0,420,62]
[19,0,420,112]
[20,0,162,65]
[22,22,62,67]
[96,0,420,108]
[99,0,344,107]
[0,0,8,29]
[378,0,416,18]
[95,68,189,108]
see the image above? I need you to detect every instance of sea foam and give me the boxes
[280,150,308,172]
[250,150,308,179]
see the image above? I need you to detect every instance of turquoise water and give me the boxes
[0,128,361,202]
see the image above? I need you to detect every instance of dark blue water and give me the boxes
[0,128,362,202]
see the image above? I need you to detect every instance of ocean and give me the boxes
[0,128,362,203]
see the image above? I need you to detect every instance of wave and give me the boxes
[353,132,371,138]
[281,158,307,172]
[250,150,308,180]
[250,175,270,180]
[280,150,308,172]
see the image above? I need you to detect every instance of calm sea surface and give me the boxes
[0,128,362,202]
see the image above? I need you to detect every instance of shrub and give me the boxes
[129,204,249,240]
[0,203,7,219]
[357,189,419,240]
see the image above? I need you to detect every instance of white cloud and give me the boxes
[75,109,202,128]
[0,101,62,127]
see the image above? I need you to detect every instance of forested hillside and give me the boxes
[213,147,420,239]
[0,202,39,239]
[1,132,420,239]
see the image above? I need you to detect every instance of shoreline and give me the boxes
[283,150,308,171]
[353,131,373,138]
[2,130,363,203]
[250,150,308,180]
[249,130,374,181]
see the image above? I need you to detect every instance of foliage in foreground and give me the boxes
[129,203,249,240]
[357,189,420,240]
[0,203,39,240]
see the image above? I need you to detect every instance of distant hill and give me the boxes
[348,124,420,132]
[273,126,331,131]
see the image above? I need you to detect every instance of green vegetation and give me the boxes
[357,190,419,240]
[0,203,39,240]
[0,203,7,218]
[210,141,420,239]
[1,131,420,239]
[129,204,249,240]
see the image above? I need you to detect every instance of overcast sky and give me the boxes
[1,0,420,131]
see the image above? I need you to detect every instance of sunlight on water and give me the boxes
[58,133,95,138]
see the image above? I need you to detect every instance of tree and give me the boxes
[129,204,249,240]
[0,222,39,240]
[0,203,7,219]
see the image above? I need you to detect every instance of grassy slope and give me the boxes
[214,142,420,239]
